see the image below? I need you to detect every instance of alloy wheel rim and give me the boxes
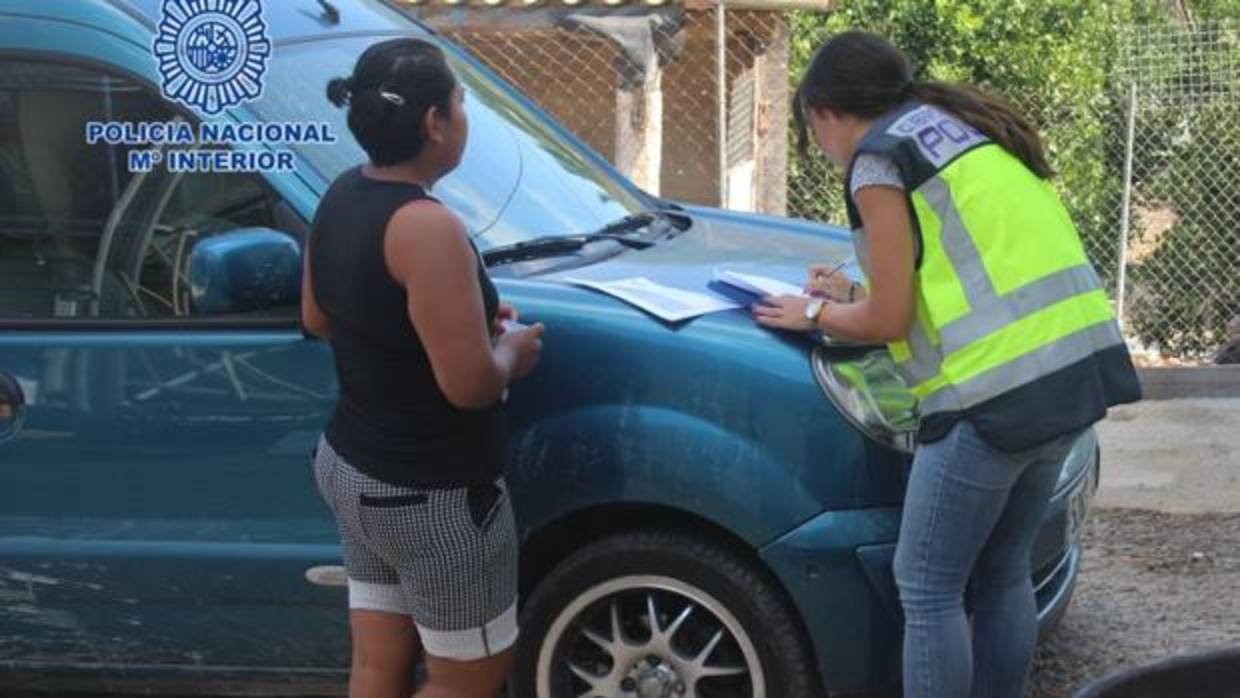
[536,575,765,698]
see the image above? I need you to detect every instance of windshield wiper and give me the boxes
[482,232,654,266]
[482,211,673,266]
[316,0,341,24]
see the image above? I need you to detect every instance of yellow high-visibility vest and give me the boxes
[846,104,1126,420]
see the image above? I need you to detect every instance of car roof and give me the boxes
[0,0,147,47]
[117,0,427,41]
[3,0,431,44]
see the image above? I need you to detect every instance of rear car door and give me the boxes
[0,25,347,680]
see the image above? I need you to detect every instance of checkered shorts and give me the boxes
[312,436,518,660]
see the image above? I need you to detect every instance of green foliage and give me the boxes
[786,1,1240,353]
[786,0,1167,289]
[1188,0,1240,21]
[1121,16,1240,352]
[1127,102,1240,354]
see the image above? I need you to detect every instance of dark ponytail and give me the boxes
[326,76,353,108]
[907,81,1052,179]
[325,38,457,166]
[794,31,1053,179]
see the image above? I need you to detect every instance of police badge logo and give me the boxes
[153,0,271,116]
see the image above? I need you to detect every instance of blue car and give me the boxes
[0,1,1100,695]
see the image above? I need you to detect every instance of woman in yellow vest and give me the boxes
[755,31,1140,698]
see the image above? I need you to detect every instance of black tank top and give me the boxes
[309,166,504,487]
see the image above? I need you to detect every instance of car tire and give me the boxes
[514,529,823,698]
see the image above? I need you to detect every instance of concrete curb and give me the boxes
[1138,365,1240,400]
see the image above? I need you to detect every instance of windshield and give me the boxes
[251,35,648,248]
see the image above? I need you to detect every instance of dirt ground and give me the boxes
[1027,398,1240,697]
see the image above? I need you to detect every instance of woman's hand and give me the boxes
[496,322,545,380]
[492,303,519,339]
[752,295,819,332]
[805,265,854,302]
[796,187,914,343]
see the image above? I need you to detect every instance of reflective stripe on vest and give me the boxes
[887,172,1122,408]
[918,176,1109,351]
[897,321,942,386]
[920,319,1123,414]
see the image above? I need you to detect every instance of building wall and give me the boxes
[432,9,790,210]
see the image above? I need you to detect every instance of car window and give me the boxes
[0,59,298,321]
[99,163,297,319]
[0,60,170,319]
[250,36,646,249]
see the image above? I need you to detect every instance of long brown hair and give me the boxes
[793,31,1054,179]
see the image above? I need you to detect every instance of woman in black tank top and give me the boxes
[302,39,545,698]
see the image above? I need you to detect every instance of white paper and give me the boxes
[713,269,805,298]
[563,276,739,322]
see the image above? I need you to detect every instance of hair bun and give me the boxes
[326,76,354,108]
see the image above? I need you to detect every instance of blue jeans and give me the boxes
[894,420,1077,698]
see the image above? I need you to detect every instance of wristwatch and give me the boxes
[804,297,826,325]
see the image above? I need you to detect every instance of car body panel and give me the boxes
[0,330,346,668]
[762,444,1099,689]
[490,278,909,546]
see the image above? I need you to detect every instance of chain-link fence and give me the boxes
[400,2,1238,360]
[1116,22,1240,358]
[780,18,1240,360]
[406,2,796,212]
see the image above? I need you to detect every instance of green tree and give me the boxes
[787,2,1240,354]
[786,0,1169,291]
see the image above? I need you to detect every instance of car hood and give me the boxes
[542,205,858,303]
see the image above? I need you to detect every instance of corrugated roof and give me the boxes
[394,0,834,10]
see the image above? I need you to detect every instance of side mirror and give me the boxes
[189,228,301,315]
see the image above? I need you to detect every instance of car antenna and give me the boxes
[317,0,341,24]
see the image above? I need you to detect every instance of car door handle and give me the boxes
[305,565,347,587]
[0,370,26,423]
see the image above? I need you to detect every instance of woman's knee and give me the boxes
[894,549,970,618]
[893,538,941,601]
[892,535,919,589]
[351,609,421,673]
[418,649,514,698]
[353,643,416,676]
[972,557,1033,596]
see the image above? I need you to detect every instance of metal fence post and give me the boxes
[1116,81,1138,332]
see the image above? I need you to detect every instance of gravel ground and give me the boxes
[1027,399,1240,697]
[1028,508,1240,696]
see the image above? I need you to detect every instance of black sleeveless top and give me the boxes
[309,166,505,487]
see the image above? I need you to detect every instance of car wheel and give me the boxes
[515,529,822,698]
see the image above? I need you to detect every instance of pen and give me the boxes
[816,255,854,280]
[807,255,855,298]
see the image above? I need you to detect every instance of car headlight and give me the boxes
[1055,429,1097,492]
[812,347,919,454]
